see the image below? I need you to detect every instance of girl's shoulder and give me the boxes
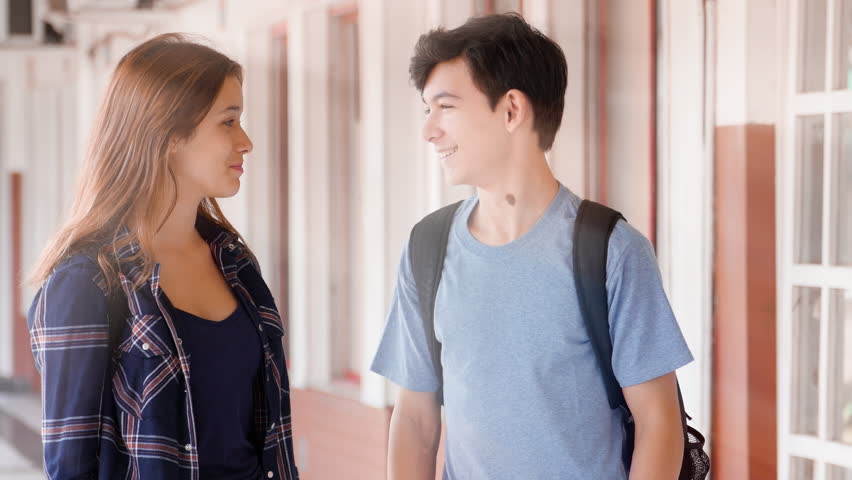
[46,253,109,298]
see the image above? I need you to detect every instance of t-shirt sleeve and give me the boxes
[606,224,694,387]
[370,242,441,392]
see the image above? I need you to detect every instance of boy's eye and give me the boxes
[424,105,453,115]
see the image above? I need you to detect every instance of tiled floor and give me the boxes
[0,393,44,479]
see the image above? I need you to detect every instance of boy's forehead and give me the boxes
[422,58,474,99]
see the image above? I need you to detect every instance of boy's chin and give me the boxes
[442,169,469,187]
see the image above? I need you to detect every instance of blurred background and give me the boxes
[0,0,849,478]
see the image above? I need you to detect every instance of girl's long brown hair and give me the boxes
[29,33,251,291]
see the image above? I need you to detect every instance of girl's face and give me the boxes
[170,75,253,200]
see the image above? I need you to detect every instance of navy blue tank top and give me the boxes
[165,294,264,479]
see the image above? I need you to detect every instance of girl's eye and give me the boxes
[224,119,236,127]
[440,104,453,109]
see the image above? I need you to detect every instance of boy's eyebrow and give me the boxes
[422,91,462,103]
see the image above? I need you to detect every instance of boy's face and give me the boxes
[421,57,510,187]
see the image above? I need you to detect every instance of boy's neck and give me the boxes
[469,156,560,246]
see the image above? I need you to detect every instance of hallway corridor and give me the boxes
[0,393,44,479]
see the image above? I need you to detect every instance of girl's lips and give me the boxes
[230,165,244,173]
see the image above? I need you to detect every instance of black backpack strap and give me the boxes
[82,251,128,352]
[408,201,463,406]
[573,199,626,410]
[574,200,704,475]
[106,287,128,353]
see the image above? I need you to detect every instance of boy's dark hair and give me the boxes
[410,13,567,151]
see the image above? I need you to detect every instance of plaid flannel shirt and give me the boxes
[28,217,299,480]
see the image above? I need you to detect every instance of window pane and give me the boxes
[835,0,852,89]
[828,464,852,480]
[9,0,33,35]
[793,287,822,436]
[791,456,815,480]
[795,115,825,264]
[833,113,852,265]
[800,0,828,92]
[830,289,852,445]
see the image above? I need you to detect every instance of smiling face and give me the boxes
[421,58,512,187]
[170,75,253,200]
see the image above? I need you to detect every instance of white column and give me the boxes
[548,0,587,196]
[59,57,78,216]
[359,0,390,407]
[442,0,474,28]
[74,24,97,172]
[242,28,277,280]
[287,8,310,389]
[656,0,714,437]
[357,0,434,407]
[22,51,75,307]
[287,5,332,389]
[523,0,550,33]
[0,54,27,379]
[0,0,8,42]
[303,7,331,389]
[605,0,653,237]
[0,63,12,379]
[0,164,11,378]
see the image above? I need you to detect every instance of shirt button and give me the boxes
[176,338,183,345]
[258,325,264,332]
[142,343,150,351]
[267,472,274,478]
[270,422,276,429]
[185,444,192,452]
[228,243,236,250]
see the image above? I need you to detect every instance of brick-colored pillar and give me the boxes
[713,124,777,479]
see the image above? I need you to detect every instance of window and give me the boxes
[780,0,852,477]
[9,0,33,36]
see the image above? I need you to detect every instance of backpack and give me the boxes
[106,288,129,352]
[80,251,128,353]
[407,198,710,479]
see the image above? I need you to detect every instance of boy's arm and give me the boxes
[623,372,684,480]
[388,388,442,480]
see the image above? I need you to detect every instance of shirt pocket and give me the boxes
[112,315,183,420]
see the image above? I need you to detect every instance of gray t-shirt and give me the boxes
[371,185,693,479]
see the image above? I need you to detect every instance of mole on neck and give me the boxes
[505,194,516,206]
